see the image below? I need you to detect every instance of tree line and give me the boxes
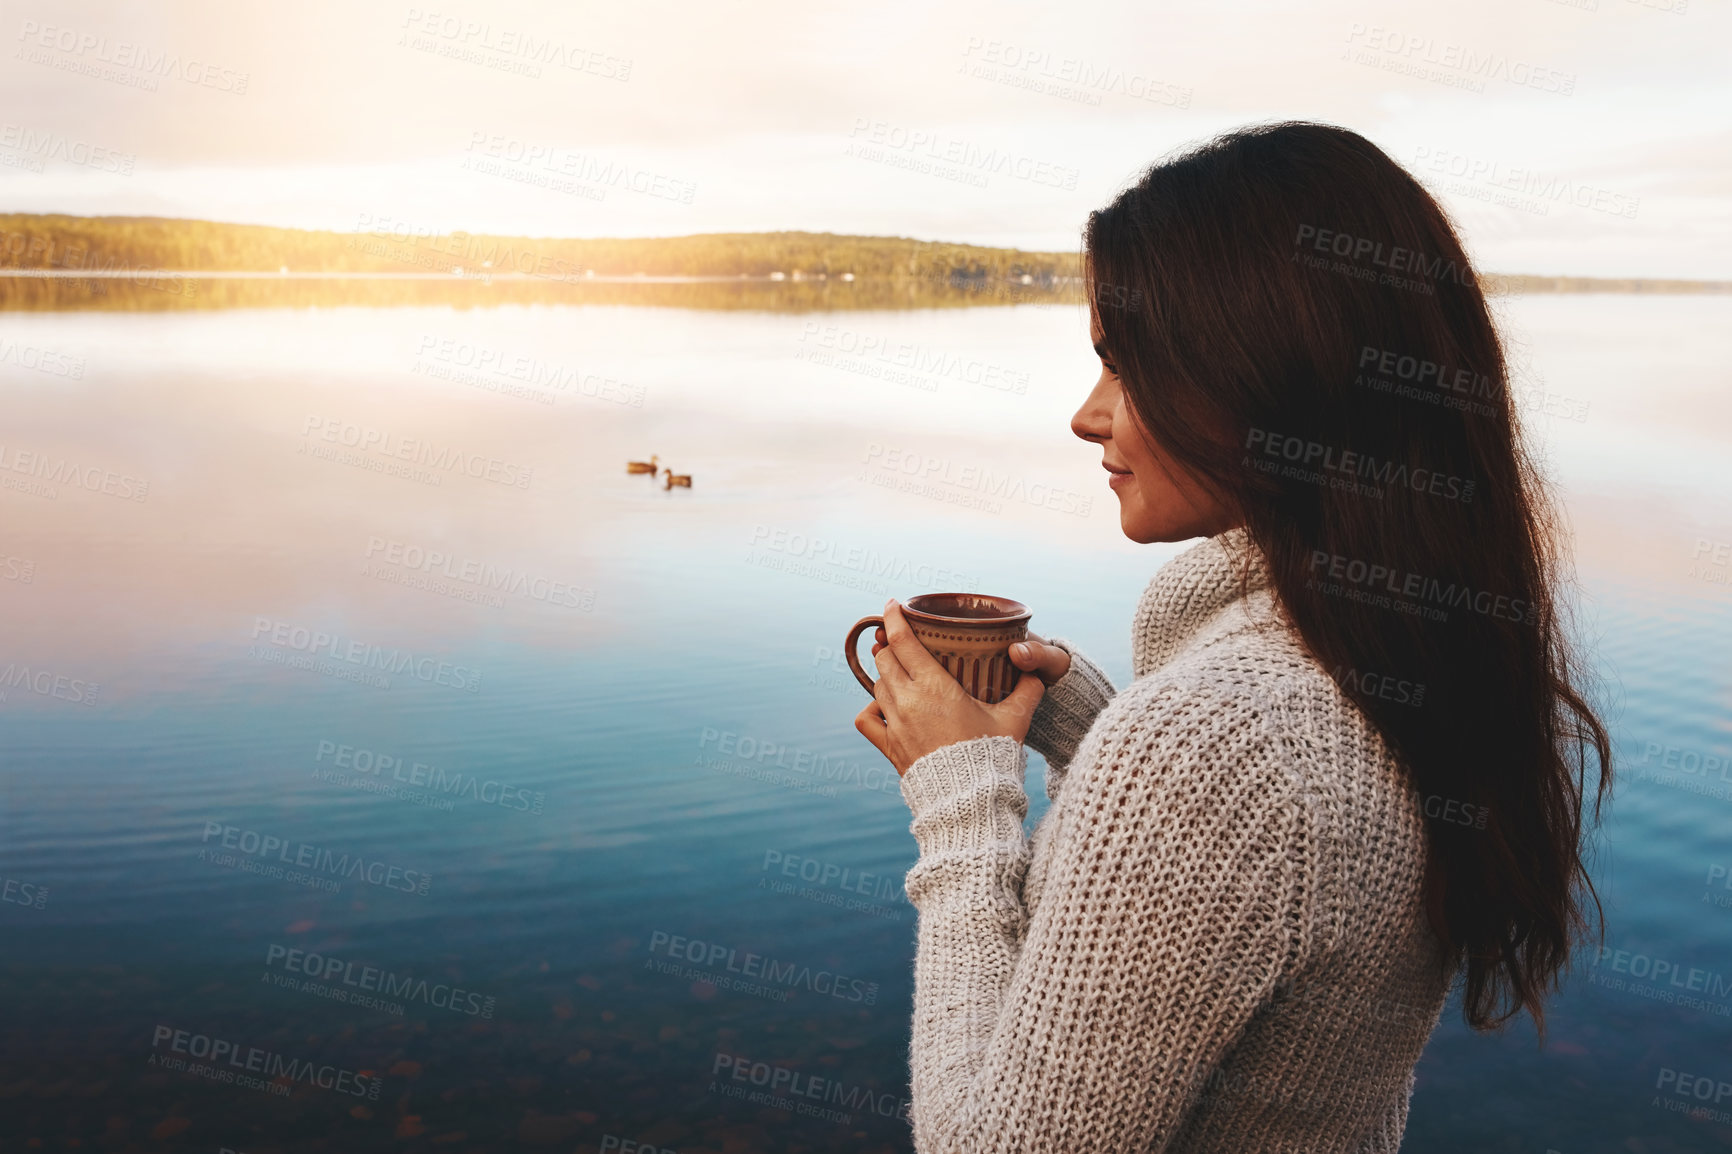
[0,213,1085,282]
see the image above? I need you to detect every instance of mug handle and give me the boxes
[844,615,885,696]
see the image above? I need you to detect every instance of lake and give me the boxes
[2,294,1730,1153]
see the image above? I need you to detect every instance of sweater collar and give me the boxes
[1131,526,1273,679]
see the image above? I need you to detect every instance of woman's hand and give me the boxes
[1009,631,1072,686]
[853,599,1051,776]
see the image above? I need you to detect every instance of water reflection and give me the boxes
[1,297,1730,1151]
[0,273,1086,313]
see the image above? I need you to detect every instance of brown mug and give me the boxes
[845,593,1032,705]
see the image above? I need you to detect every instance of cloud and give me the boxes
[1,0,1727,274]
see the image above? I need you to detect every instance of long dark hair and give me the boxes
[1085,121,1611,1035]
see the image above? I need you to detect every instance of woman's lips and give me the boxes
[1104,463,1133,489]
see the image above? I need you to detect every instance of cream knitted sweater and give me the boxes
[898,528,1452,1153]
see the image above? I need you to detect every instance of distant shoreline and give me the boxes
[0,269,1047,284]
[1,268,1724,293]
[0,213,1079,282]
[0,214,1723,310]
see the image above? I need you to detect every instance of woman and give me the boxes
[853,122,1611,1152]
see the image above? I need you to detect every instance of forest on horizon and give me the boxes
[0,213,1723,312]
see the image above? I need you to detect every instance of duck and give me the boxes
[626,454,659,475]
[662,468,692,489]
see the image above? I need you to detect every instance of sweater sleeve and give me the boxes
[898,688,1315,1154]
[1021,637,1116,801]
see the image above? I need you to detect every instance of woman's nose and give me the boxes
[1071,378,1115,444]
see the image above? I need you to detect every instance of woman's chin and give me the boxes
[1116,500,1161,545]
[1119,503,1209,545]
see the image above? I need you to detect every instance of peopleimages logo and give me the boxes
[958,36,1192,107]
[264,944,496,1017]
[1293,223,1474,288]
[1306,551,1538,625]
[1330,664,1425,708]
[1343,22,1576,96]
[746,524,980,594]
[414,336,648,407]
[863,443,1092,516]
[1244,427,1475,504]
[300,414,535,489]
[1421,793,1490,830]
[363,536,595,610]
[250,616,483,692]
[200,821,433,895]
[761,849,901,903]
[1591,945,1732,998]
[0,337,87,378]
[697,726,900,796]
[1656,1066,1732,1107]
[0,661,100,705]
[150,1025,381,1098]
[0,443,150,501]
[648,931,879,1004]
[799,324,1030,395]
[314,739,545,814]
[847,117,1080,190]
[710,1052,911,1122]
[464,133,693,203]
[1411,146,1639,220]
[1640,741,1732,782]
[16,20,251,94]
[398,9,633,81]
[1357,345,1500,404]
[2,876,48,910]
[0,226,194,299]
[0,123,134,175]
[354,211,583,284]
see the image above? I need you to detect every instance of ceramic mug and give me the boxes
[844,594,1032,705]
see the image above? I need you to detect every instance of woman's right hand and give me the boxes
[1009,631,1071,686]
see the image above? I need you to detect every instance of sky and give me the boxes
[2,0,1727,277]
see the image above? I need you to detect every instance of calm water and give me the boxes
[2,296,1730,1153]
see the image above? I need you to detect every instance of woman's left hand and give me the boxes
[854,599,1047,776]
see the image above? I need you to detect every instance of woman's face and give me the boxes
[1072,314,1237,544]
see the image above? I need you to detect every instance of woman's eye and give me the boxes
[1101,360,1119,376]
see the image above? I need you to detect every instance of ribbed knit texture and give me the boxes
[898,528,1452,1153]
